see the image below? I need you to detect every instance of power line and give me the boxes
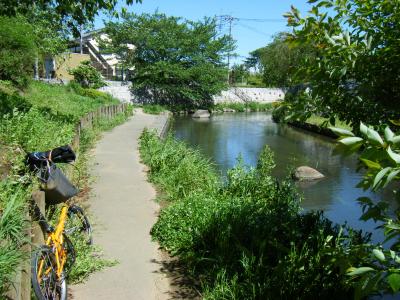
[237,18,286,23]
[216,15,286,23]
[236,23,271,38]
[215,15,283,68]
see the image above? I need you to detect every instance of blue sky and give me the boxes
[94,1,313,64]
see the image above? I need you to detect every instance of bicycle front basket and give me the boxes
[42,164,78,205]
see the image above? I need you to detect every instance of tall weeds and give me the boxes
[0,80,127,294]
[139,131,369,299]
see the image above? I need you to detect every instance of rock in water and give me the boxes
[293,166,325,181]
[192,109,210,118]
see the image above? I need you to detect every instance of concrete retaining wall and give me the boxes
[99,81,133,103]
[100,82,286,104]
[213,87,286,103]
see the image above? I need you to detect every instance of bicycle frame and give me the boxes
[37,205,69,281]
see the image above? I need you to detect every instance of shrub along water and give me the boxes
[0,80,130,294]
[139,131,370,299]
[213,102,275,113]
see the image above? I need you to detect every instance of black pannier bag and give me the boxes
[26,145,78,205]
[26,145,76,171]
[40,163,79,205]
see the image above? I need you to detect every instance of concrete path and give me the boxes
[72,110,170,300]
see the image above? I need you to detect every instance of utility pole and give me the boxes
[218,15,236,84]
[79,24,83,54]
[227,16,234,73]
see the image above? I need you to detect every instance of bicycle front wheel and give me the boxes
[65,205,92,245]
[32,246,67,300]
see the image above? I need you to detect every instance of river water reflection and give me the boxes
[173,112,395,243]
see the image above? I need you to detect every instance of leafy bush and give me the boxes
[246,74,264,87]
[0,108,74,151]
[142,104,166,115]
[285,0,400,127]
[213,102,273,112]
[0,86,32,116]
[140,131,218,200]
[69,61,106,89]
[24,81,118,122]
[140,131,369,299]
[0,16,37,87]
[331,123,400,297]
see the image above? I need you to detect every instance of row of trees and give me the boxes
[254,0,400,128]
[1,2,236,109]
[245,32,315,87]
[0,0,144,87]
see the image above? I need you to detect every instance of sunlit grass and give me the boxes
[306,115,352,131]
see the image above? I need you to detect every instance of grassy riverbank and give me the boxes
[139,131,368,299]
[305,115,352,131]
[134,102,276,116]
[213,101,276,112]
[0,80,131,294]
[272,104,352,138]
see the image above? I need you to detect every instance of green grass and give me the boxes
[139,131,369,299]
[0,182,31,295]
[306,115,352,131]
[23,81,119,122]
[213,102,275,112]
[142,104,167,115]
[0,80,130,295]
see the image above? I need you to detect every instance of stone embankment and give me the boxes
[99,81,133,103]
[213,87,286,104]
[100,81,286,104]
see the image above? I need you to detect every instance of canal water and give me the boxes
[173,112,395,243]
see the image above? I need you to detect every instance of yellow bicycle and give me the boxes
[28,147,91,300]
[32,205,72,300]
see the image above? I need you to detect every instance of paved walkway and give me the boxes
[72,110,170,300]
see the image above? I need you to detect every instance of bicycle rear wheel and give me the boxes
[63,234,76,276]
[32,246,67,300]
[65,205,92,245]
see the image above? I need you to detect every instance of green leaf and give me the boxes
[387,147,400,164]
[372,249,385,262]
[390,119,400,126]
[347,267,375,276]
[360,122,368,136]
[384,169,400,187]
[388,274,400,292]
[283,12,293,18]
[392,136,400,145]
[359,159,381,170]
[329,127,354,137]
[366,127,384,146]
[373,167,391,189]
[367,35,372,49]
[385,223,400,231]
[384,127,395,142]
[339,136,363,146]
[340,67,347,77]
[344,31,350,45]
